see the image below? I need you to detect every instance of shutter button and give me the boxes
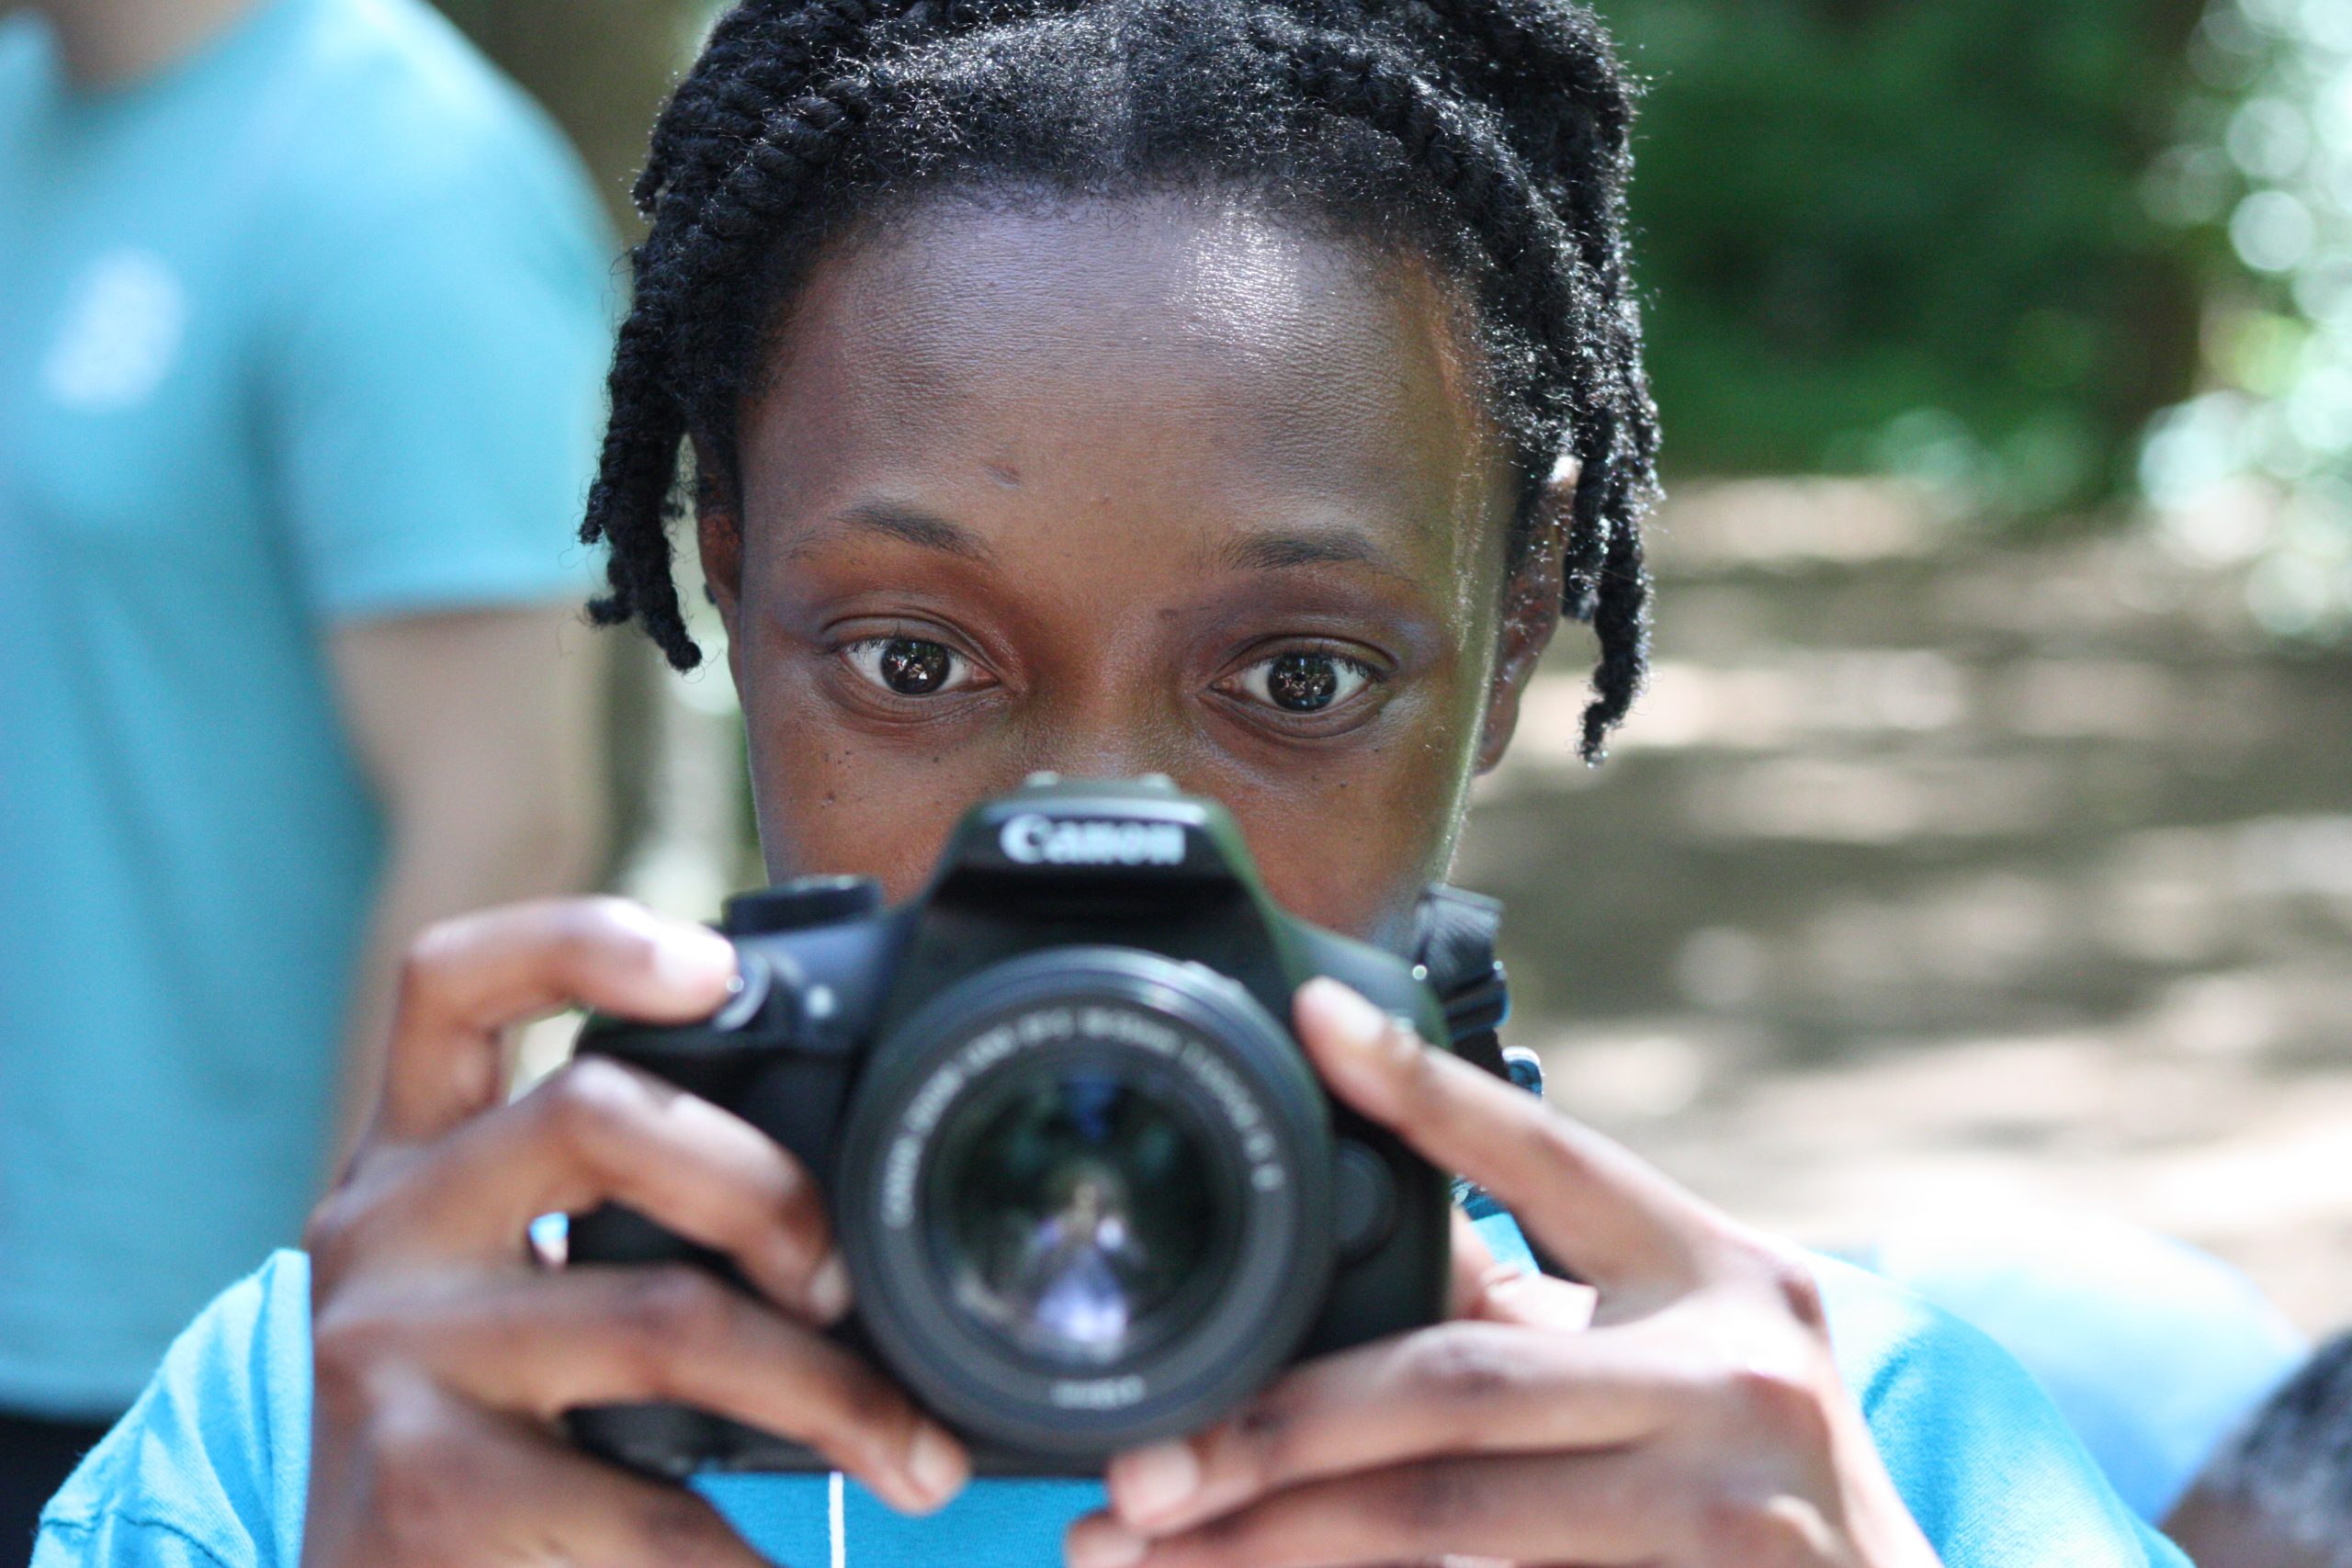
[709,954,773,1032]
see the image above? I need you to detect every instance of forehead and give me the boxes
[736,194,1513,563]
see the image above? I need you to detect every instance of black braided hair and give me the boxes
[2183,1331,2352,1568]
[583,0,1658,759]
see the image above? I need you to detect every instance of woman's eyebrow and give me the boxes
[790,500,996,562]
[1218,525,1408,580]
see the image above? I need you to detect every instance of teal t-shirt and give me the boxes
[0,0,615,1416]
[1857,1211,2306,1523]
[31,1233,2192,1568]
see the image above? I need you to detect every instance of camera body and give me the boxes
[568,776,1505,1477]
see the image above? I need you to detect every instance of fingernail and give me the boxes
[1305,976,1385,1048]
[1068,1518,1149,1568]
[807,1252,853,1323]
[1111,1440,1199,1525]
[1486,1270,1598,1333]
[1480,1269,1541,1321]
[656,926,738,991]
[908,1421,968,1506]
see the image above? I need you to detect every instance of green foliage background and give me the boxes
[441,1,2217,515]
[1593,0,2208,508]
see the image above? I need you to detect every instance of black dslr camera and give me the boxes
[567,776,1508,1476]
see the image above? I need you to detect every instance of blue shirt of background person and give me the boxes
[1857,1209,2308,1525]
[0,0,614,1427]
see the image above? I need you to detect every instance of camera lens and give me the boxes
[931,1066,1224,1367]
[836,948,1338,1458]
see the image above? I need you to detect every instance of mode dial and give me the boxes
[721,875,883,937]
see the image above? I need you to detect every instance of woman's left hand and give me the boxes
[1065,978,1942,1568]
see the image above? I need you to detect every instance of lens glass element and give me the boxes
[930,1065,1223,1367]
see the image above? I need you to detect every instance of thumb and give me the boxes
[1449,1210,1599,1330]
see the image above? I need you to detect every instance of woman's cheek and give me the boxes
[1250,689,1486,936]
[1217,749,1463,942]
[741,694,982,897]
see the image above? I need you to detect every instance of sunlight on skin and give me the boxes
[702,196,1551,949]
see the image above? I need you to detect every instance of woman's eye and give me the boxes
[1235,650,1374,715]
[842,636,977,697]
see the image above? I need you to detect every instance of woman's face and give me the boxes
[700,196,1564,944]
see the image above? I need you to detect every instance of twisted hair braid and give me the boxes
[582,0,1659,756]
[1242,11,1652,740]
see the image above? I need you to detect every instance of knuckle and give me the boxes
[1385,1459,1480,1536]
[834,1371,920,1472]
[1389,1023,1443,1096]
[810,1340,906,1425]
[301,1187,366,1275]
[1714,1226,1811,1289]
[1316,1455,1471,1543]
[311,1303,395,1416]
[850,1358,914,1426]
[1186,1506,1259,1563]
[1715,1234,1829,1334]
[1762,1258,1829,1333]
[743,1345,905,1479]
[612,1267,738,1381]
[1719,1359,1834,1450]
[764,1176,828,1259]
[629,1485,734,1560]
[395,918,476,1009]
[695,1145,807,1255]
[540,1057,649,1162]
[364,1395,469,1547]
[1216,1390,1295,1487]
[1382,1009,1427,1057]
[304,1155,438,1289]
[1408,1324,1520,1404]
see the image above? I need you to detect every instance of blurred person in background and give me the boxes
[1856,1209,2309,1529]
[2165,1328,2352,1568]
[0,0,616,1548]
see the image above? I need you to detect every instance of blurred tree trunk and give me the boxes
[430,0,710,238]
[428,0,728,895]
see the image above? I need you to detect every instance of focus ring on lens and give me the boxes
[833,948,1335,1461]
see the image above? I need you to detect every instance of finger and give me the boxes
[311,1387,771,1567]
[1475,1269,1599,1335]
[1444,1210,1508,1320]
[379,898,738,1144]
[315,1264,969,1516]
[372,1055,844,1322]
[1444,1213,1600,1334]
[1295,978,1715,1296]
[1102,1319,1679,1535]
[1071,1450,1665,1568]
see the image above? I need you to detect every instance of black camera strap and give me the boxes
[1409,886,1581,1280]
[1407,885,1511,1082]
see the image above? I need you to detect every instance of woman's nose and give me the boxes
[1013,749,1172,787]
[1013,730,1199,791]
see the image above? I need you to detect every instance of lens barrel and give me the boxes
[834,949,1335,1460]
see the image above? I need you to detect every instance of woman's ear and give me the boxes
[1476,464,1575,773]
[691,435,747,677]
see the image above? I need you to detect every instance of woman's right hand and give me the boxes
[300,897,970,1568]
